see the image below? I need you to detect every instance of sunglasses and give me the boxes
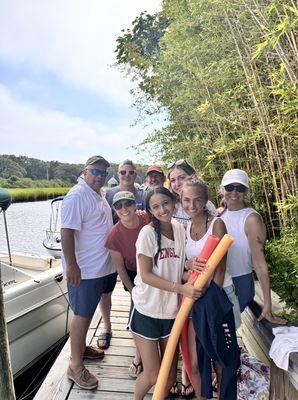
[114,200,135,210]
[86,168,108,178]
[119,170,136,176]
[167,159,190,170]
[224,184,247,193]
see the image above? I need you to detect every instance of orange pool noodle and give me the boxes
[152,234,234,400]
[181,235,220,382]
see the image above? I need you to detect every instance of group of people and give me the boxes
[61,155,285,399]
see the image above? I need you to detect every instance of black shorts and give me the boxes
[102,272,118,294]
[129,307,174,340]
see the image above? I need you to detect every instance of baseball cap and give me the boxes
[112,191,136,206]
[221,169,249,188]
[146,165,164,176]
[84,155,110,168]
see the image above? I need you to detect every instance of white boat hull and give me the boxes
[1,253,70,378]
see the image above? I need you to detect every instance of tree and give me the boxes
[0,157,26,178]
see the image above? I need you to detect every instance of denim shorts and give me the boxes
[67,272,117,318]
[223,284,242,329]
[232,273,255,312]
[129,307,174,340]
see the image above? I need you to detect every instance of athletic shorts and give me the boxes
[129,307,174,340]
[223,284,242,329]
[67,272,117,318]
[232,273,255,312]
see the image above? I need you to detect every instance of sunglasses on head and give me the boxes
[113,200,135,210]
[86,168,108,178]
[167,159,190,170]
[119,170,136,176]
[224,184,247,193]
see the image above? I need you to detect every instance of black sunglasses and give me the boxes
[119,170,136,176]
[86,168,108,178]
[224,184,247,193]
[114,200,135,210]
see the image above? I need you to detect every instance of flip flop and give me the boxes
[97,330,112,350]
[181,383,195,399]
[128,360,142,379]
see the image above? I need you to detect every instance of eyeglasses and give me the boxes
[86,168,108,178]
[224,184,247,193]
[113,200,135,210]
[119,170,136,176]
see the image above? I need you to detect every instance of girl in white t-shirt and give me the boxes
[129,187,203,400]
[181,178,229,399]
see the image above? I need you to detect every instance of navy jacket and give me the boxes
[192,281,240,400]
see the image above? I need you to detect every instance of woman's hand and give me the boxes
[186,257,207,273]
[181,282,204,300]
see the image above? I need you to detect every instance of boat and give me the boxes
[0,189,70,379]
[43,196,64,258]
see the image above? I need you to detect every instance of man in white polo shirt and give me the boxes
[61,155,116,390]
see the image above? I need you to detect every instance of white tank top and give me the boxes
[185,217,233,288]
[220,207,257,277]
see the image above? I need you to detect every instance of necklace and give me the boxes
[191,213,209,241]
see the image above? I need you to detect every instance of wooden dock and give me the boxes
[34,281,249,400]
[34,282,153,399]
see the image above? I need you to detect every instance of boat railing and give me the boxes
[44,229,61,245]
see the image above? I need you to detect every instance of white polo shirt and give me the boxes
[61,178,115,279]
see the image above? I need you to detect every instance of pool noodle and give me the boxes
[181,235,220,382]
[152,234,234,400]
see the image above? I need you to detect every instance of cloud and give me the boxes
[0,0,161,107]
[0,84,153,163]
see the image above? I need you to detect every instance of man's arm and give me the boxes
[61,228,81,286]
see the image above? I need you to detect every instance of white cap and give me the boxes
[221,169,249,188]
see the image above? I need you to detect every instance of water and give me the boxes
[0,200,52,256]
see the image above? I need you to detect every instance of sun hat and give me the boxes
[221,169,249,188]
[146,166,164,176]
[112,191,136,206]
[84,155,110,168]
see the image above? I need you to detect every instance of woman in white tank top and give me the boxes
[180,177,231,400]
[219,169,286,325]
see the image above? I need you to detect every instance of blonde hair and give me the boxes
[181,177,209,202]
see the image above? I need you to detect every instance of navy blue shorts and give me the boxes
[232,273,255,312]
[67,272,117,318]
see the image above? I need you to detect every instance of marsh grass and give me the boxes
[7,187,70,202]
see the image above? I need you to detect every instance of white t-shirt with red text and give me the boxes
[132,219,185,319]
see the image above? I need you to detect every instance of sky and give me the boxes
[0,0,163,165]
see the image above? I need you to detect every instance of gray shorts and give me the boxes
[129,307,174,340]
[67,272,117,318]
[223,284,241,329]
[232,273,255,312]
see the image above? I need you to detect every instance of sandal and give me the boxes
[97,330,112,350]
[168,381,180,398]
[181,383,195,399]
[128,360,142,379]
[212,376,218,392]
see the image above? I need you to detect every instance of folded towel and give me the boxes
[269,326,298,371]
